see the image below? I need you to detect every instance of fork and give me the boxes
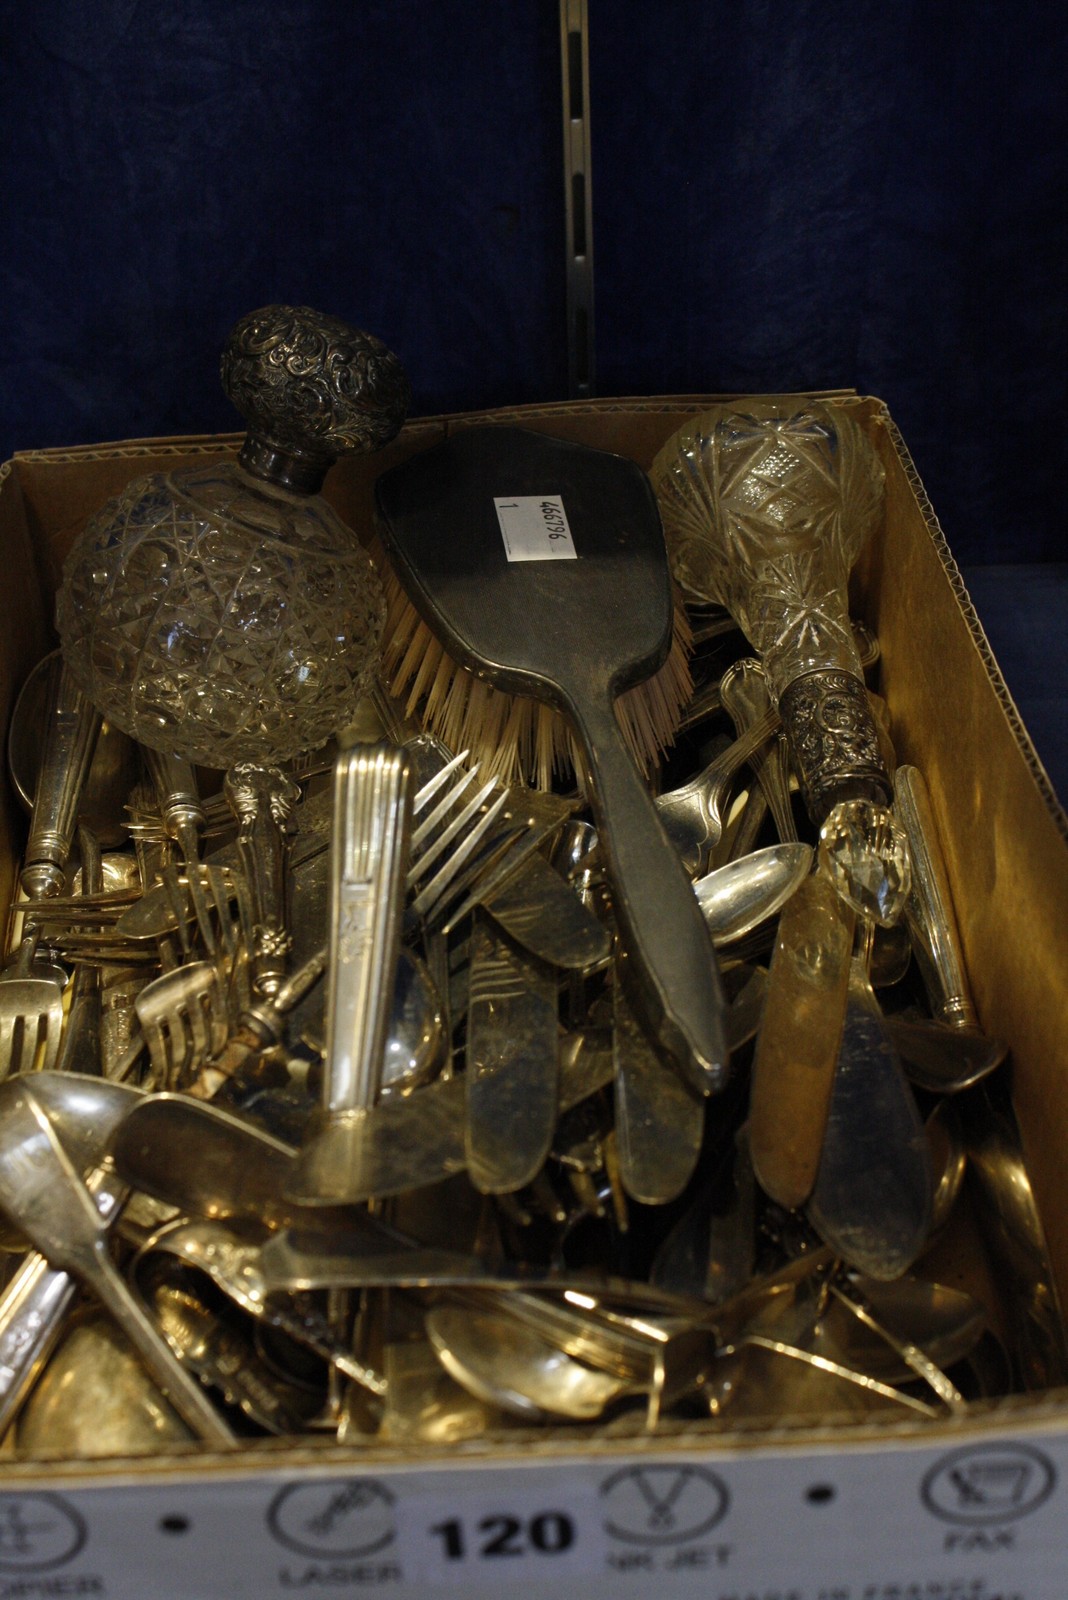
[405,744,581,939]
[374,681,572,930]
[406,752,513,925]
[0,928,66,1078]
[107,862,249,1087]
[133,958,231,1091]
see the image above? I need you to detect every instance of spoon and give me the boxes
[886,1009,1006,1094]
[961,1076,1068,1389]
[728,1256,968,1411]
[297,947,445,1099]
[425,1301,632,1421]
[0,1073,143,1434]
[926,1097,967,1235]
[0,1075,235,1445]
[424,1295,714,1424]
[694,843,813,947]
[869,920,912,988]
[824,1274,987,1387]
[373,1332,503,1444]
[8,1070,142,1178]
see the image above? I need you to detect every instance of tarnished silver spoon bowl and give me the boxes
[694,843,813,947]
[886,1013,1007,1094]
[426,1301,628,1421]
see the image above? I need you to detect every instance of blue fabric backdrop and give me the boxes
[0,1,1064,784]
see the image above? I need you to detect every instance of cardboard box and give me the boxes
[1,397,1066,1597]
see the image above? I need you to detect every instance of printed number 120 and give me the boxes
[431,1512,575,1560]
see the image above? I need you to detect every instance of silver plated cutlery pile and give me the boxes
[0,600,1058,1458]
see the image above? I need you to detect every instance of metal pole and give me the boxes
[560,0,595,398]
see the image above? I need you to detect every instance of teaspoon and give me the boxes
[694,843,813,947]
[424,1296,715,1424]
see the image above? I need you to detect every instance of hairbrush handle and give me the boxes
[572,692,729,1095]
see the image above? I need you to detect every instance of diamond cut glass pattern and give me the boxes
[57,463,385,768]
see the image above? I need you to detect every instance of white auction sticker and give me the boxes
[494,495,577,561]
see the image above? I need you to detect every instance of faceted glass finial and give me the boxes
[818,799,912,927]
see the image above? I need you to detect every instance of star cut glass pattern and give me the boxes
[650,398,885,700]
[56,462,385,768]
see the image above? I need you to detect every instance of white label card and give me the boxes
[494,495,577,561]
[3,1425,1068,1598]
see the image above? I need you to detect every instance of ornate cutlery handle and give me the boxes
[224,762,301,998]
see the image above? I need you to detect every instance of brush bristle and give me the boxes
[374,539,693,791]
